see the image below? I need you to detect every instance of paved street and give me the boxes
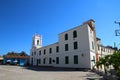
[0,65,101,80]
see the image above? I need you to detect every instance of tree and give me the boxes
[110,51,120,70]
[96,55,111,75]
[96,51,120,79]
[19,51,28,56]
[110,51,120,78]
[5,51,28,56]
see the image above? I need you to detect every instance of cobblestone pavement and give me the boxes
[0,65,101,80]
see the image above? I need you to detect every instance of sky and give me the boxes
[0,0,120,55]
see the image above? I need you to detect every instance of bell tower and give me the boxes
[32,33,42,48]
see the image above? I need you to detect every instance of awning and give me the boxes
[7,60,11,62]
[13,60,18,62]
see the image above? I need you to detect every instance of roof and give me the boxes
[83,19,95,30]
[37,42,59,50]
[59,19,95,35]
[4,55,29,59]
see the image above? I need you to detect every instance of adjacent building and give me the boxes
[30,19,116,69]
[0,56,3,64]
[96,38,117,62]
[4,52,29,66]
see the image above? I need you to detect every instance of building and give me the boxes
[30,19,116,69]
[96,38,117,62]
[0,56,3,64]
[30,19,97,69]
[4,52,29,66]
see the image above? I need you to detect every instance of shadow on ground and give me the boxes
[21,66,89,72]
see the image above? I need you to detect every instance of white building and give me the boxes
[30,19,116,69]
[96,38,116,61]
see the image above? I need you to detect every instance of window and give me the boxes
[103,48,105,52]
[37,59,39,66]
[43,58,46,64]
[32,52,33,56]
[32,40,34,45]
[104,48,106,52]
[74,55,78,64]
[31,58,33,64]
[39,59,41,64]
[98,45,100,50]
[65,34,68,40]
[90,29,92,34]
[74,42,78,49]
[56,57,59,64]
[49,58,52,64]
[34,51,36,55]
[93,56,95,63]
[39,50,41,55]
[65,56,69,64]
[49,48,52,53]
[56,46,59,52]
[92,41,94,50]
[73,30,77,38]
[44,49,46,55]
[65,44,69,51]
[37,40,39,45]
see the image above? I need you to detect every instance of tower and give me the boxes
[32,33,42,48]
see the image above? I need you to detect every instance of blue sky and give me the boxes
[0,0,120,55]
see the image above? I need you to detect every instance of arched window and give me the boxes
[37,40,39,45]
[65,33,68,40]
[73,30,77,38]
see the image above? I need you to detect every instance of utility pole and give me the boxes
[115,21,120,36]
[114,21,120,50]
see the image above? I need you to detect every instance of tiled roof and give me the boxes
[4,55,29,59]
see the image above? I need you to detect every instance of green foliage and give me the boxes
[5,51,28,56]
[19,51,28,56]
[96,51,120,78]
[116,70,120,79]
[110,51,120,71]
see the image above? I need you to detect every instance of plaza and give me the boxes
[0,65,101,80]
